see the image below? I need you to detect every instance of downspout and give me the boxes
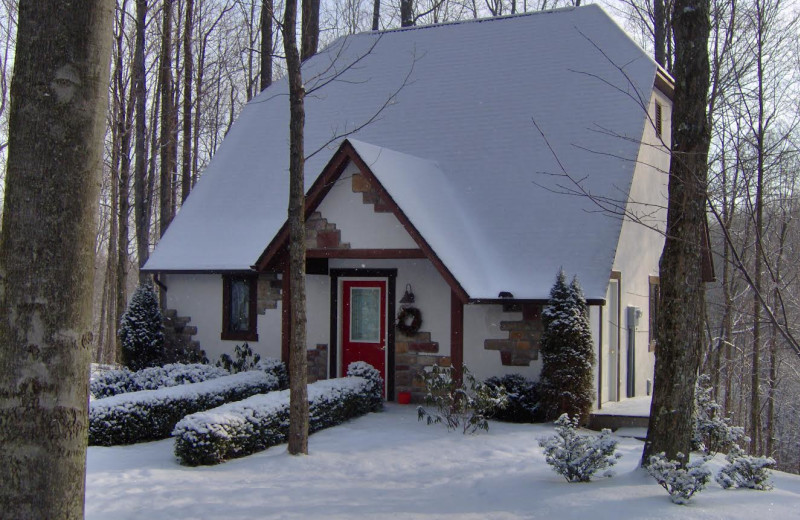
[626,306,641,398]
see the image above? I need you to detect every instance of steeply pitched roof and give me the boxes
[144,5,660,300]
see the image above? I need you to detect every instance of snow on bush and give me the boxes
[417,364,507,434]
[538,414,620,482]
[716,446,775,490]
[119,283,166,370]
[693,375,747,456]
[89,366,284,446]
[646,453,711,504]
[256,357,289,389]
[90,363,230,399]
[173,362,383,466]
[484,374,539,423]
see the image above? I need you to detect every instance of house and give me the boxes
[143,4,674,406]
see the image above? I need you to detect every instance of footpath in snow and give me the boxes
[86,403,800,520]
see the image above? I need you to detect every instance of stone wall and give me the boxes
[483,304,543,366]
[394,330,449,403]
[257,272,281,314]
[307,344,328,383]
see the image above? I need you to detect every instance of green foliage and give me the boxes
[173,368,383,466]
[417,364,508,434]
[538,414,620,482]
[716,446,775,490]
[216,342,261,373]
[484,374,540,423]
[646,453,711,505]
[538,270,595,423]
[692,374,747,456]
[119,283,166,370]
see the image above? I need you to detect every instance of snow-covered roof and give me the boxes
[144,5,660,300]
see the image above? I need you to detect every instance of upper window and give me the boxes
[655,102,663,138]
[222,275,258,341]
[649,275,659,352]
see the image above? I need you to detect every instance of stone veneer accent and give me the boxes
[352,173,392,212]
[257,272,282,315]
[305,211,351,250]
[394,330,449,403]
[307,344,328,383]
[484,304,543,366]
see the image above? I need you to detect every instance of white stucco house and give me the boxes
[143,5,687,406]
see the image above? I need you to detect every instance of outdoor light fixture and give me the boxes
[399,284,415,306]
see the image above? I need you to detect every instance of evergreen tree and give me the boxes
[119,283,165,370]
[539,270,595,423]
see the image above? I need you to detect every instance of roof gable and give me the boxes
[144,5,660,300]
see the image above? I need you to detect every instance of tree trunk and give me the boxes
[372,0,380,30]
[283,0,309,456]
[134,0,150,280]
[654,0,667,68]
[401,0,414,27]
[159,0,175,237]
[260,0,273,91]
[642,0,711,467]
[0,1,113,517]
[301,0,319,61]
[181,0,194,203]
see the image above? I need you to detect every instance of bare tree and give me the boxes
[0,0,113,516]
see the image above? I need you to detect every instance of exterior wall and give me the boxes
[162,273,282,363]
[602,88,671,402]
[316,162,418,249]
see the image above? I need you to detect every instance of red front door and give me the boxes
[341,279,387,394]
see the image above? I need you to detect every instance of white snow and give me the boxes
[86,404,800,519]
[144,5,659,301]
[594,396,652,417]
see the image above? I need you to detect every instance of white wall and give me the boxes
[162,273,282,363]
[604,88,671,400]
[316,162,418,249]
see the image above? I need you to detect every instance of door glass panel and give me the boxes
[350,287,380,342]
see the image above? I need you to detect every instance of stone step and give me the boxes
[163,309,178,319]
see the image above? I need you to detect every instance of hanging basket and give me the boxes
[396,306,422,336]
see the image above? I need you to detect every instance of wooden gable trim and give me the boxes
[307,248,425,259]
[254,140,470,303]
[654,67,674,101]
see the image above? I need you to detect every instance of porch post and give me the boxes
[281,264,291,364]
[451,290,464,385]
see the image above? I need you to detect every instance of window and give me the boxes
[655,102,663,138]
[649,275,659,352]
[222,275,258,341]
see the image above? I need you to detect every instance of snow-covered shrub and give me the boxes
[90,363,231,398]
[257,357,289,389]
[417,364,508,434]
[646,453,711,504]
[538,271,595,423]
[715,446,775,490]
[173,368,383,466]
[484,374,540,423]
[346,361,383,411]
[217,342,261,373]
[692,375,747,456]
[538,414,620,482]
[89,369,282,446]
[119,283,165,370]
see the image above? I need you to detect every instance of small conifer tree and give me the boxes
[119,283,165,370]
[539,270,595,423]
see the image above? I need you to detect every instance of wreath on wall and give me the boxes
[396,306,422,336]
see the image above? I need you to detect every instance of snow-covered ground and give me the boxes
[86,404,800,520]
[594,396,652,417]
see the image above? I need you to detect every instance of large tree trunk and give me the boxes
[260,0,273,91]
[401,0,414,27]
[283,0,309,456]
[654,0,667,68]
[301,0,319,61]
[181,0,194,203]
[642,0,711,466]
[159,0,175,237]
[134,0,150,280]
[0,1,113,517]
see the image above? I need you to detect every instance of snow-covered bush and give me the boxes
[693,375,747,456]
[217,342,261,373]
[90,363,229,398]
[173,365,383,466]
[538,414,620,482]
[346,361,383,411]
[538,271,595,423]
[89,369,283,446]
[484,374,540,423]
[646,453,711,504]
[417,364,508,434]
[119,283,165,370]
[715,447,775,490]
[257,357,289,389]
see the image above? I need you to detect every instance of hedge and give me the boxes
[90,363,230,399]
[173,362,383,466]
[89,365,285,446]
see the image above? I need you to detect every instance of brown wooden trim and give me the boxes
[654,67,674,100]
[221,275,258,342]
[254,139,470,303]
[307,248,425,259]
[597,304,604,409]
[451,290,464,386]
[143,268,258,275]
[469,297,606,306]
[281,265,291,364]
[610,271,621,402]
